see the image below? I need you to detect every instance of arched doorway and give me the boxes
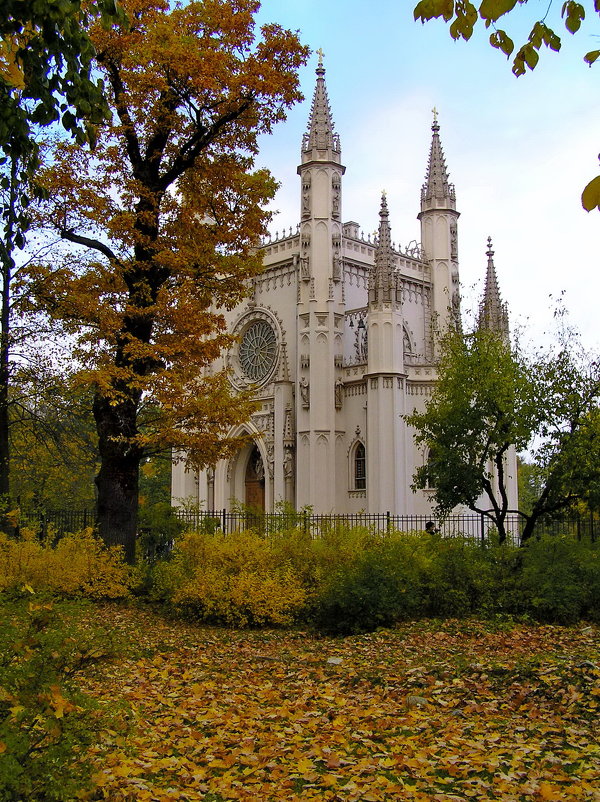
[244,445,265,511]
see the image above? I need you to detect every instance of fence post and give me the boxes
[480,513,485,546]
[222,508,227,534]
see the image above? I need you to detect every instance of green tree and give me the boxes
[10,367,98,510]
[0,0,123,502]
[412,0,600,211]
[406,327,600,542]
[32,0,308,562]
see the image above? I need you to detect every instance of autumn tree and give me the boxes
[33,0,308,562]
[406,326,600,543]
[412,0,600,211]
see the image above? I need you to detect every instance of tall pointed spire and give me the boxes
[478,237,509,339]
[421,113,456,210]
[369,194,400,305]
[301,53,341,159]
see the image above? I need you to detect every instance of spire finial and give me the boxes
[302,49,340,156]
[486,236,494,258]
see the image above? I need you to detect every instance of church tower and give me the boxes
[295,55,346,512]
[418,115,460,351]
[365,195,408,512]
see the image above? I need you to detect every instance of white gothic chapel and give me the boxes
[172,60,518,516]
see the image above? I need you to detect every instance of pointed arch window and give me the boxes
[354,442,366,490]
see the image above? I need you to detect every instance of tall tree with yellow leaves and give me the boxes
[33,0,308,561]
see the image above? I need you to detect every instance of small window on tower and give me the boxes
[354,442,366,490]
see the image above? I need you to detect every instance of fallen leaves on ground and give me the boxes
[78,608,600,801]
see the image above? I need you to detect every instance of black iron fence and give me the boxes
[10,507,598,545]
[16,508,95,538]
[173,509,597,545]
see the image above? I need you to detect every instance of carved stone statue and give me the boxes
[299,376,310,408]
[335,378,343,409]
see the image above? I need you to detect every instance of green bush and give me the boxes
[478,541,525,617]
[423,536,494,617]
[310,533,430,635]
[0,598,119,801]
[518,536,598,623]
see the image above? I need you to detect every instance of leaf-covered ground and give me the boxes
[81,606,600,801]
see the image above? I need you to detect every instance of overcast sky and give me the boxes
[254,0,599,350]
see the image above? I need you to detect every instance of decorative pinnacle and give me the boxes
[421,115,455,206]
[369,193,398,305]
[479,236,509,340]
[301,54,340,154]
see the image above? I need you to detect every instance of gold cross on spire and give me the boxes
[316,47,325,65]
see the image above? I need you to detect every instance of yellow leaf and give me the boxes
[582,175,600,211]
[538,781,562,800]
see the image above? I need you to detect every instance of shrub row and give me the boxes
[148,527,600,634]
[1,526,598,634]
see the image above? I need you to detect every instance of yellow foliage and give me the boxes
[160,531,306,626]
[0,529,130,599]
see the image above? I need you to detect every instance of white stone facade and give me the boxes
[172,63,518,516]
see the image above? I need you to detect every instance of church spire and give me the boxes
[421,112,456,211]
[301,53,341,160]
[369,193,400,305]
[478,237,509,340]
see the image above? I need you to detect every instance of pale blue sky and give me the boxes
[254,0,599,348]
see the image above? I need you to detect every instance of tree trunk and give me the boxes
[0,155,18,503]
[93,393,141,564]
[0,250,10,502]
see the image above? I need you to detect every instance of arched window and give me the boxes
[354,442,366,490]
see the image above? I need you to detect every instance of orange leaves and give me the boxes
[27,1,308,508]
[73,607,600,801]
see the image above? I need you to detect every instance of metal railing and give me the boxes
[173,509,597,545]
[8,507,598,545]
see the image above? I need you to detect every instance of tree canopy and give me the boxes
[406,326,600,542]
[31,0,308,561]
[412,0,600,211]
